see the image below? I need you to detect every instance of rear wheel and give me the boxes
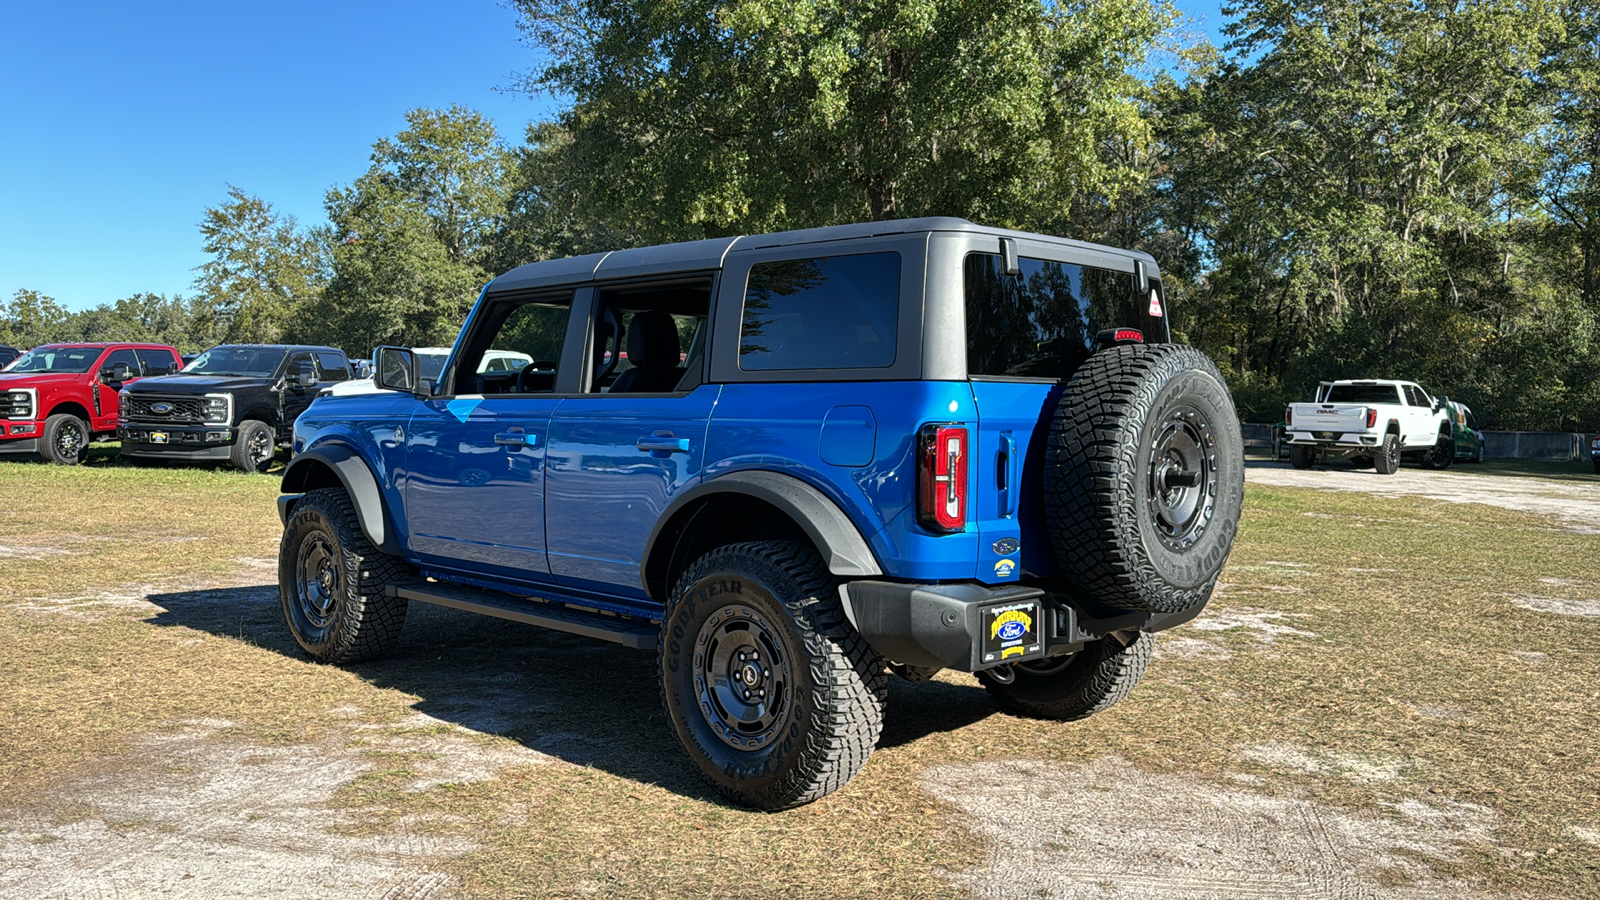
[660,541,886,810]
[1289,444,1316,469]
[1043,344,1244,615]
[40,413,89,465]
[279,487,409,664]
[980,633,1153,721]
[231,419,276,472]
[1374,433,1401,475]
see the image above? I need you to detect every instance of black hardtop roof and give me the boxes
[489,217,1160,294]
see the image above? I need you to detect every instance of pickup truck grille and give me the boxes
[127,395,206,424]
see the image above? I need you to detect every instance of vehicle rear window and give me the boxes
[964,253,1154,378]
[739,252,900,371]
[1325,384,1401,404]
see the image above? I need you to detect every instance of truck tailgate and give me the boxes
[1289,403,1368,433]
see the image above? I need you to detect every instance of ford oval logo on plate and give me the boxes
[991,538,1019,555]
[149,402,173,414]
[998,621,1026,641]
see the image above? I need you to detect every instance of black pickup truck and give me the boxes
[119,344,352,471]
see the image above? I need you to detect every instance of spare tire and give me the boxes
[1044,343,1244,615]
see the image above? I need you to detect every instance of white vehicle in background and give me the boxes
[1283,379,1455,474]
[322,348,534,397]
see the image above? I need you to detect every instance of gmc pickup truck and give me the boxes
[0,342,183,464]
[1284,379,1456,474]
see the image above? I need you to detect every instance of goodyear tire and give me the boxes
[1374,433,1401,475]
[1044,344,1244,616]
[979,633,1153,721]
[279,487,410,664]
[1288,444,1316,470]
[660,541,887,810]
[231,419,276,472]
[41,413,89,465]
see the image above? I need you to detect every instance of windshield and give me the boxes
[1325,384,1402,405]
[182,346,287,377]
[6,346,102,374]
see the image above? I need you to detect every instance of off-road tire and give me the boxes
[1289,444,1316,469]
[660,541,887,810]
[279,487,409,664]
[1421,433,1454,470]
[1374,433,1401,475]
[41,413,89,465]
[979,633,1153,720]
[1044,344,1244,615]
[231,419,276,472]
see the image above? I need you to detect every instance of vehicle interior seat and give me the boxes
[609,310,684,393]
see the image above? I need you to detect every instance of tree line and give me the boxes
[4,0,1595,430]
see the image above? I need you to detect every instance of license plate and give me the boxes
[149,431,168,444]
[981,599,1044,665]
[1315,431,1336,440]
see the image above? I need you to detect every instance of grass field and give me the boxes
[1,452,1598,897]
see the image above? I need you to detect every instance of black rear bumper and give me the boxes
[839,580,1203,672]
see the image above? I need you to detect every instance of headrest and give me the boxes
[626,310,680,369]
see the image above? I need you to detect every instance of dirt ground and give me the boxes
[2,461,1598,898]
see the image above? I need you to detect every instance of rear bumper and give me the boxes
[839,580,1203,672]
[119,423,237,460]
[1284,430,1380,449]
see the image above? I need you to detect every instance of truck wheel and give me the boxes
[1374,433,1401,474]
[1289,444,1316,469]
[40,413,89,465]
[1421,433,1454,470]
[659,541,887,810]
[231,420,276,472]
[979,633,1153,721]
[279,487,410,664]
[1044,344,1244,616]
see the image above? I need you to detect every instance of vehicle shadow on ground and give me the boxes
[1244,454,1598,482]
[143,584,1000,803]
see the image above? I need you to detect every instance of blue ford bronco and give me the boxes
[276,218,1244,809]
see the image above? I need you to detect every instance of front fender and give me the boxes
[279,444,400,556]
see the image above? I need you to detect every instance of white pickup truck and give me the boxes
[1283,379,1455,474]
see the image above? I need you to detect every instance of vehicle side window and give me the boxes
[134,348,178,376]
[315,352,349,381]
[1405,386,1429,407]
[739,252,899,371]
[964,253,1150,377]
[587,281,712,394]
[287,353,314,379]
[452,293,573,395]
[101,348,141,377]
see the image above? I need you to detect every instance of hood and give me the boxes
[0,371,83,388]
[123,374,273,395]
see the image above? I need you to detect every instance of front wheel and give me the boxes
[1421,434,1454,470]
[40,413,89,465]
[659,541,887,810]
[980,633,1153,720]
[231,419,276,472]
[279,487,410,664]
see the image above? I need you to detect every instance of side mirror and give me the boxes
[286,360,318,389]
[373,346,422,394]
[101,362,133,383]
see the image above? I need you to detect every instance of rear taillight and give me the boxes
[918,423,968,533]
[1366,408,1378,428]
[1284,408,1292,427]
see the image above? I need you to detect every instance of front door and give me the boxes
[403,294,577,584]
[93,347,142,430]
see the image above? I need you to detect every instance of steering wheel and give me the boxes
[515,361,559,393]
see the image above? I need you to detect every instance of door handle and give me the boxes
[637,431,690,454]
[997,431,1017,518]
[494,431,539,448]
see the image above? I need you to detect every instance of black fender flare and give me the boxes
[278,444,401,556]
[643,470,884,587]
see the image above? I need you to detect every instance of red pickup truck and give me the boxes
[0,343,183,464]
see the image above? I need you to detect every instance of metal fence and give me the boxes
[1240,424,1589,461]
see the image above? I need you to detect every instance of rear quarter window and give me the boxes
[963,253,1154,378]
[739,252,900,371]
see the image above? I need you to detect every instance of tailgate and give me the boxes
[1289,403,1369,434]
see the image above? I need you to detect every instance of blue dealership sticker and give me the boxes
[992,538,1020,555]
[993,558,1016,578]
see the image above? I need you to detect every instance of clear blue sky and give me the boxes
[1,1,1228,313]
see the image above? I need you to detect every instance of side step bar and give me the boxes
[387,579,659,650]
